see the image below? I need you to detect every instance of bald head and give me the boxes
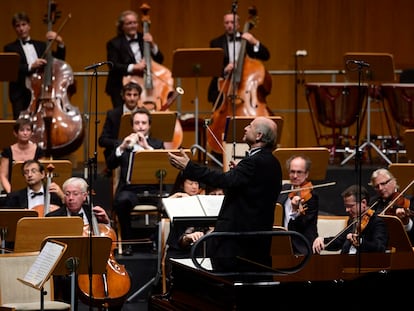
[244,117,278,149]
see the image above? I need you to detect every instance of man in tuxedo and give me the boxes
[3,12,66,119]
[5,159,64,213]
[99,81,143,172]
[46,176,110,225]
[207,11,270,107]
[105,10,164,108]
[107,107,164,255]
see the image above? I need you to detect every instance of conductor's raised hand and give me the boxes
[168,149,190,170]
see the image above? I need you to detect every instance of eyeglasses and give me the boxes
[23,168,41,175]
[374,178,392,190]
[289,170,306,175]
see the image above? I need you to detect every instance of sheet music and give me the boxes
[162,195,224,221]
[18,241,66,289]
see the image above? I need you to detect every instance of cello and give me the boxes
[207,6,273,155]
[77,199,131,309]
[123,3,183,149]
[20,0,84,158]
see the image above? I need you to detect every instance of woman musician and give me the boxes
[312,185,388,254]
[369,168,414,243]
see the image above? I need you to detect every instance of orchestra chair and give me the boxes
[271,226,294,256]
[111,167,158,256]
[10,159,72,193]
[379,214,413,252]
[14,217,84,253]
[222,116,283,172]
[317,215,349,254]
[388,163,414,196]
[0,252,71,311]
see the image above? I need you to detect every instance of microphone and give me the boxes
[295,50,308,57]
[347,60,370,68]
[84,61,112,71]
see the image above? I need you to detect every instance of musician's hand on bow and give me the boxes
[224,62,235,75]
[229,160,237,169]
[312,237,325,254]
[168,149,190,170]
[132,60,146,73]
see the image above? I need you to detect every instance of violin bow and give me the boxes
[279,181,337,194]
[379,178,414,215]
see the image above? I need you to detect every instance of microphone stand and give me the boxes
[85,66,100,311]
[230,0,238,160]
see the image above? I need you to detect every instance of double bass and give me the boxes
[20,0,84,157]
[207,6,273,155]
[123,3,183,149]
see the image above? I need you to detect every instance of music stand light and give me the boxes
[172,48,224,166]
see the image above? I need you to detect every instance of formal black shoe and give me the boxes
[123,245,133,256]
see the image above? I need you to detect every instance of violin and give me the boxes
[355,208,374,234]
[288,181,313,215]
[379,179,414,217]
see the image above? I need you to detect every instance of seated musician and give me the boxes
[5,159,64,212]
[107,107,164,255]
[313,185,388,254]
[277,154,318,255]
[45,177,111,307]
[369,168,414,243]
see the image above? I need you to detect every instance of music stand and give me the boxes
[0,209,38,252]
[341,52,396,165]
[0,120,16,152]
[41,236,112,311]
[172,48,224,165]
[0,53,20,82]
[118,111,177,142]
[126,149,191,301]
[11,159,72,193]
[272,147,331,180]
[14,217,84,253]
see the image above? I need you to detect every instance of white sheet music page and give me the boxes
[19,241,65,289]
[162,195,223,221]
[196,195,224,216]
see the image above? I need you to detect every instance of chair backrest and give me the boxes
[0,252,71,310]
[317,215,349,238]
[0,252,52,304]
[14,217,84,252]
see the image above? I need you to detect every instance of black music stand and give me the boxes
[118,111,177,142]
[341,52,396,165]
[126,149,191,302]
[172,48,224,166]
[0,52,19,82]
[41,236,112,311]
[0,209,38,252]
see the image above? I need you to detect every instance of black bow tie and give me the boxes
[71,212,84,218]
[228,35,241,42]
[128,38,139,43]
[30,191,43,198]
[22,40,33,45]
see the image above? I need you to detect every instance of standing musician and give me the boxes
[3,12,66,119]
[369,168,414,243]
[105,9,164,108]
[312,185,388,254]
[207,11,270,108]
[277,155,319,255]
[5,159,64,212]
